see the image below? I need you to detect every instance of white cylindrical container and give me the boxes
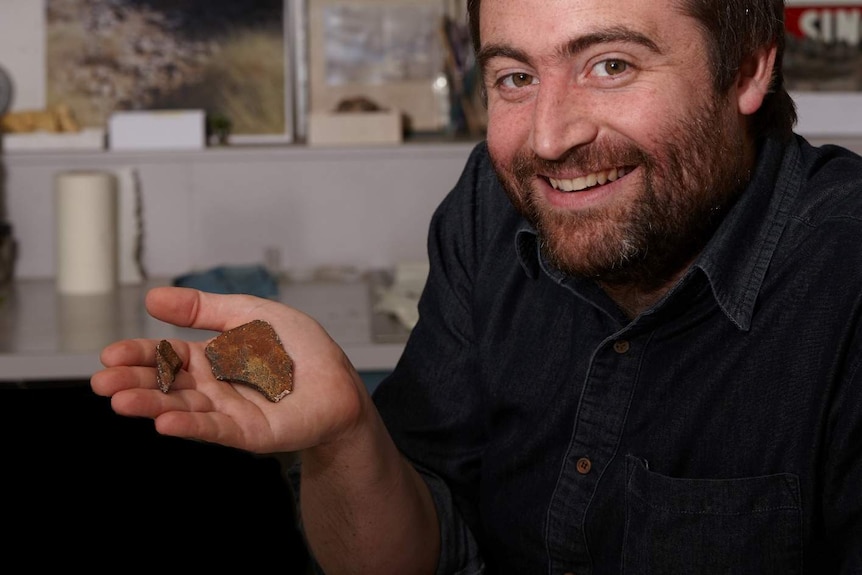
[55,170,119,294]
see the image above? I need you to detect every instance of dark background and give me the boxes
[0,381,311,571]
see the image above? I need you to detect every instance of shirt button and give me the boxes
[576,457,592,474]
[613,340,630,354]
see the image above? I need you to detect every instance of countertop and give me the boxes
[0,275,407,383]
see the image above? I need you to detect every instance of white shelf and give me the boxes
[0,138,479,164]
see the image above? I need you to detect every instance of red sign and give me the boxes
[786,5,862,43]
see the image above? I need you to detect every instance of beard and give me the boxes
[493,94,751,293]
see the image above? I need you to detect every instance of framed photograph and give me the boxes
[45,0,296,144]
[784,0,862,136]
[307,0,450,134]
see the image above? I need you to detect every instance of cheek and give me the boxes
[485,103,531,167]
[605,97,668,144]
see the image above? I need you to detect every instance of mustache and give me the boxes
[512,142,651,179]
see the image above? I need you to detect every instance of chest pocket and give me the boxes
[622,455,802,574]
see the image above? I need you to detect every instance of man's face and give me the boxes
[479,0,754,290]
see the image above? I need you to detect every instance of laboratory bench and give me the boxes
[0,275,406,384]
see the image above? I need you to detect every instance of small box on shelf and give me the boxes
[307,110,403,147]
[109,110,205,151]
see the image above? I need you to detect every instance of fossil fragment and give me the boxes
[205,319,294,402]
[156,339,182,393]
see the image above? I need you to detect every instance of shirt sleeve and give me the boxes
[415,463,487,575]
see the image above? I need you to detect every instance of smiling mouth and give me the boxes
[548,166,633,192]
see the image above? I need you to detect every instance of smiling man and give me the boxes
[92,0,862,573]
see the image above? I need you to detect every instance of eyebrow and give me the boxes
[477,26,663,70]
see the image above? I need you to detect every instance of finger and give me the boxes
[100,337,194,369]
[91,365,160,396]
[110,386,216,419]
[154,410,247,448]
[92,357,202,397]
[114,388,274,452]
[145,287,285,333]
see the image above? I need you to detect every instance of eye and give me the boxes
[499,72,537,89]
[593,59,629,77]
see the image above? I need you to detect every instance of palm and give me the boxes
[92,287,366,454]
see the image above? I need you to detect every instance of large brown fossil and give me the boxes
[204,319,294,402]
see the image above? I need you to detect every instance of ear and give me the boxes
[737,44,777,116]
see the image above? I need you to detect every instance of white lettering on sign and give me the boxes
[795,9,861,44]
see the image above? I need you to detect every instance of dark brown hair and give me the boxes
[466,0,797,140]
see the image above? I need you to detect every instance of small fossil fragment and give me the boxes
[205,319,294,402]
[156,339,182,393]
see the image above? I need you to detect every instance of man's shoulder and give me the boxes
[777,137,862,273]
[795,137,862,218]
[451,140,504,202]
[434,140,521,230]
[426,141,528,278]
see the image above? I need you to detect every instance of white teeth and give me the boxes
[550,167,628,192]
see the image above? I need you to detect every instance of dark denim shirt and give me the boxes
[372,135,862,574]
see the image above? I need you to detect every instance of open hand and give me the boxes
[91,286,368,454]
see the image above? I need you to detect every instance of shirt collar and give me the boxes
[514,136,802,331]
[515,225,542,279]
[693,136,801,330]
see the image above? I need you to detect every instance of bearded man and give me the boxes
[93,0,862,572]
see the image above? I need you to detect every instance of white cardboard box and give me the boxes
[1,128,105,151]
[109,109,205,151]
[307,110,403,147]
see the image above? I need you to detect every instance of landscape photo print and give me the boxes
[45,0,291,142]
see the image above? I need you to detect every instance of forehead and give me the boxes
[479,0,695,52]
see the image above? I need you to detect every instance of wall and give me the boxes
[0,0,46,111]
[6,136,862,283]
[4,141,476,280]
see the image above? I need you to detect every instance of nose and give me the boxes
[529,79,598,161]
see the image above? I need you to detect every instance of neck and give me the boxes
[598,265,690,319]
